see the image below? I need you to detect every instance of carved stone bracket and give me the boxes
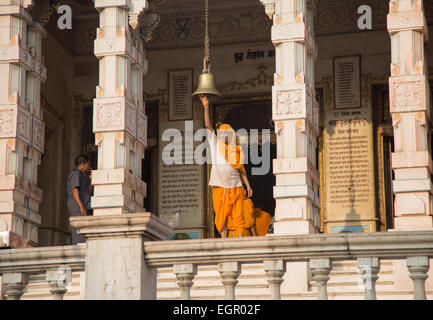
[259,0,276,20]
[129,0,150,30]
[140,13,160,42]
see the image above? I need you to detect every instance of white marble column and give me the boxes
[387,0,433,231]
[387,1,433,293]
[260,0,320,236]
[0,0,47,248]
[259,0,319,294]
[69,1,173,300]
[92,0,149,216]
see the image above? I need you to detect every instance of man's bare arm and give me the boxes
[72,188,87,216]
[240,172,253,197]
[200,95,213,132]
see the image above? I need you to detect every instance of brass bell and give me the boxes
[192,70,221,97]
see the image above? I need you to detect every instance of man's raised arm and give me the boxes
[200,95,214,133]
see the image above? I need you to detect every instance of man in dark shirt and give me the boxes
[66,154,92,244]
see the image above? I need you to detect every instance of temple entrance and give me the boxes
[209,98,276,237]
[372,84,395,231]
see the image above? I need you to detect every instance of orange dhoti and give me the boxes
[213,186,272,238]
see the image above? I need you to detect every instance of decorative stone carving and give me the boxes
[125,103,137,137]
[32,116,45,153]
[0,109,15,135]
[137,111,147,146]
[128,0,149,30]
[140,13,160,42]
[17,108,31,144]
[0,217,8,232]
[275,89,304,118]
[95,102,123,129]
[259,0,276,20]
[0,106,31,143]
[392,80,423,109]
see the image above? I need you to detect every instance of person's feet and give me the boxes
[221,227,228,238]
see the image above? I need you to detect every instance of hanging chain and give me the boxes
[203,0,210,72]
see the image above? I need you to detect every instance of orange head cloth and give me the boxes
[217,124,246,173]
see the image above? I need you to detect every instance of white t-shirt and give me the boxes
[207,128,243,188]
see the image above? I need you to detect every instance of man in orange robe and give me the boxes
[200,95,271,238]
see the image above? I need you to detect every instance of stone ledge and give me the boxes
[0,244,86,273]
[70,212,172,241]
[144,231,433,267]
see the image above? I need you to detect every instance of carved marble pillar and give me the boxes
[260,0,320,236]
[260,0,319,295]
[387,0,433,230]
[92,0,149,216]
[0,0,47,248]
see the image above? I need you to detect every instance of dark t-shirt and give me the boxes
[66,169,91,216]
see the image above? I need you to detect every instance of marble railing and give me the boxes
[0,231,433,300]
[0,244,86,300]
[144,231,433,300]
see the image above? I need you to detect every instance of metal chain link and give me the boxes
[203,0,210,72]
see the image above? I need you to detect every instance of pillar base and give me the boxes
[281,261,312,294]
[393,215,433,231]
[273,220,318,235]
[0,231,32,249]
[70,213,172,300]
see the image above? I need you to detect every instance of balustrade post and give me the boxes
[264,260,286,300]
[2,273,28,300]
[310,259,331,300]
[174,264,197,300]
[46,269,69,300]
[407,256,429,300]
[218,262,240,300]
[357,257,380,300]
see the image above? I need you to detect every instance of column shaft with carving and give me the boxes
[0,0,47,247]
[387,0,433,230]
[261,0,320,235]
[92,1,149,215]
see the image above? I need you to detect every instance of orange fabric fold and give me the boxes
[217,124,246,174]
[213,186,245,234]
[213,186,272,238]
